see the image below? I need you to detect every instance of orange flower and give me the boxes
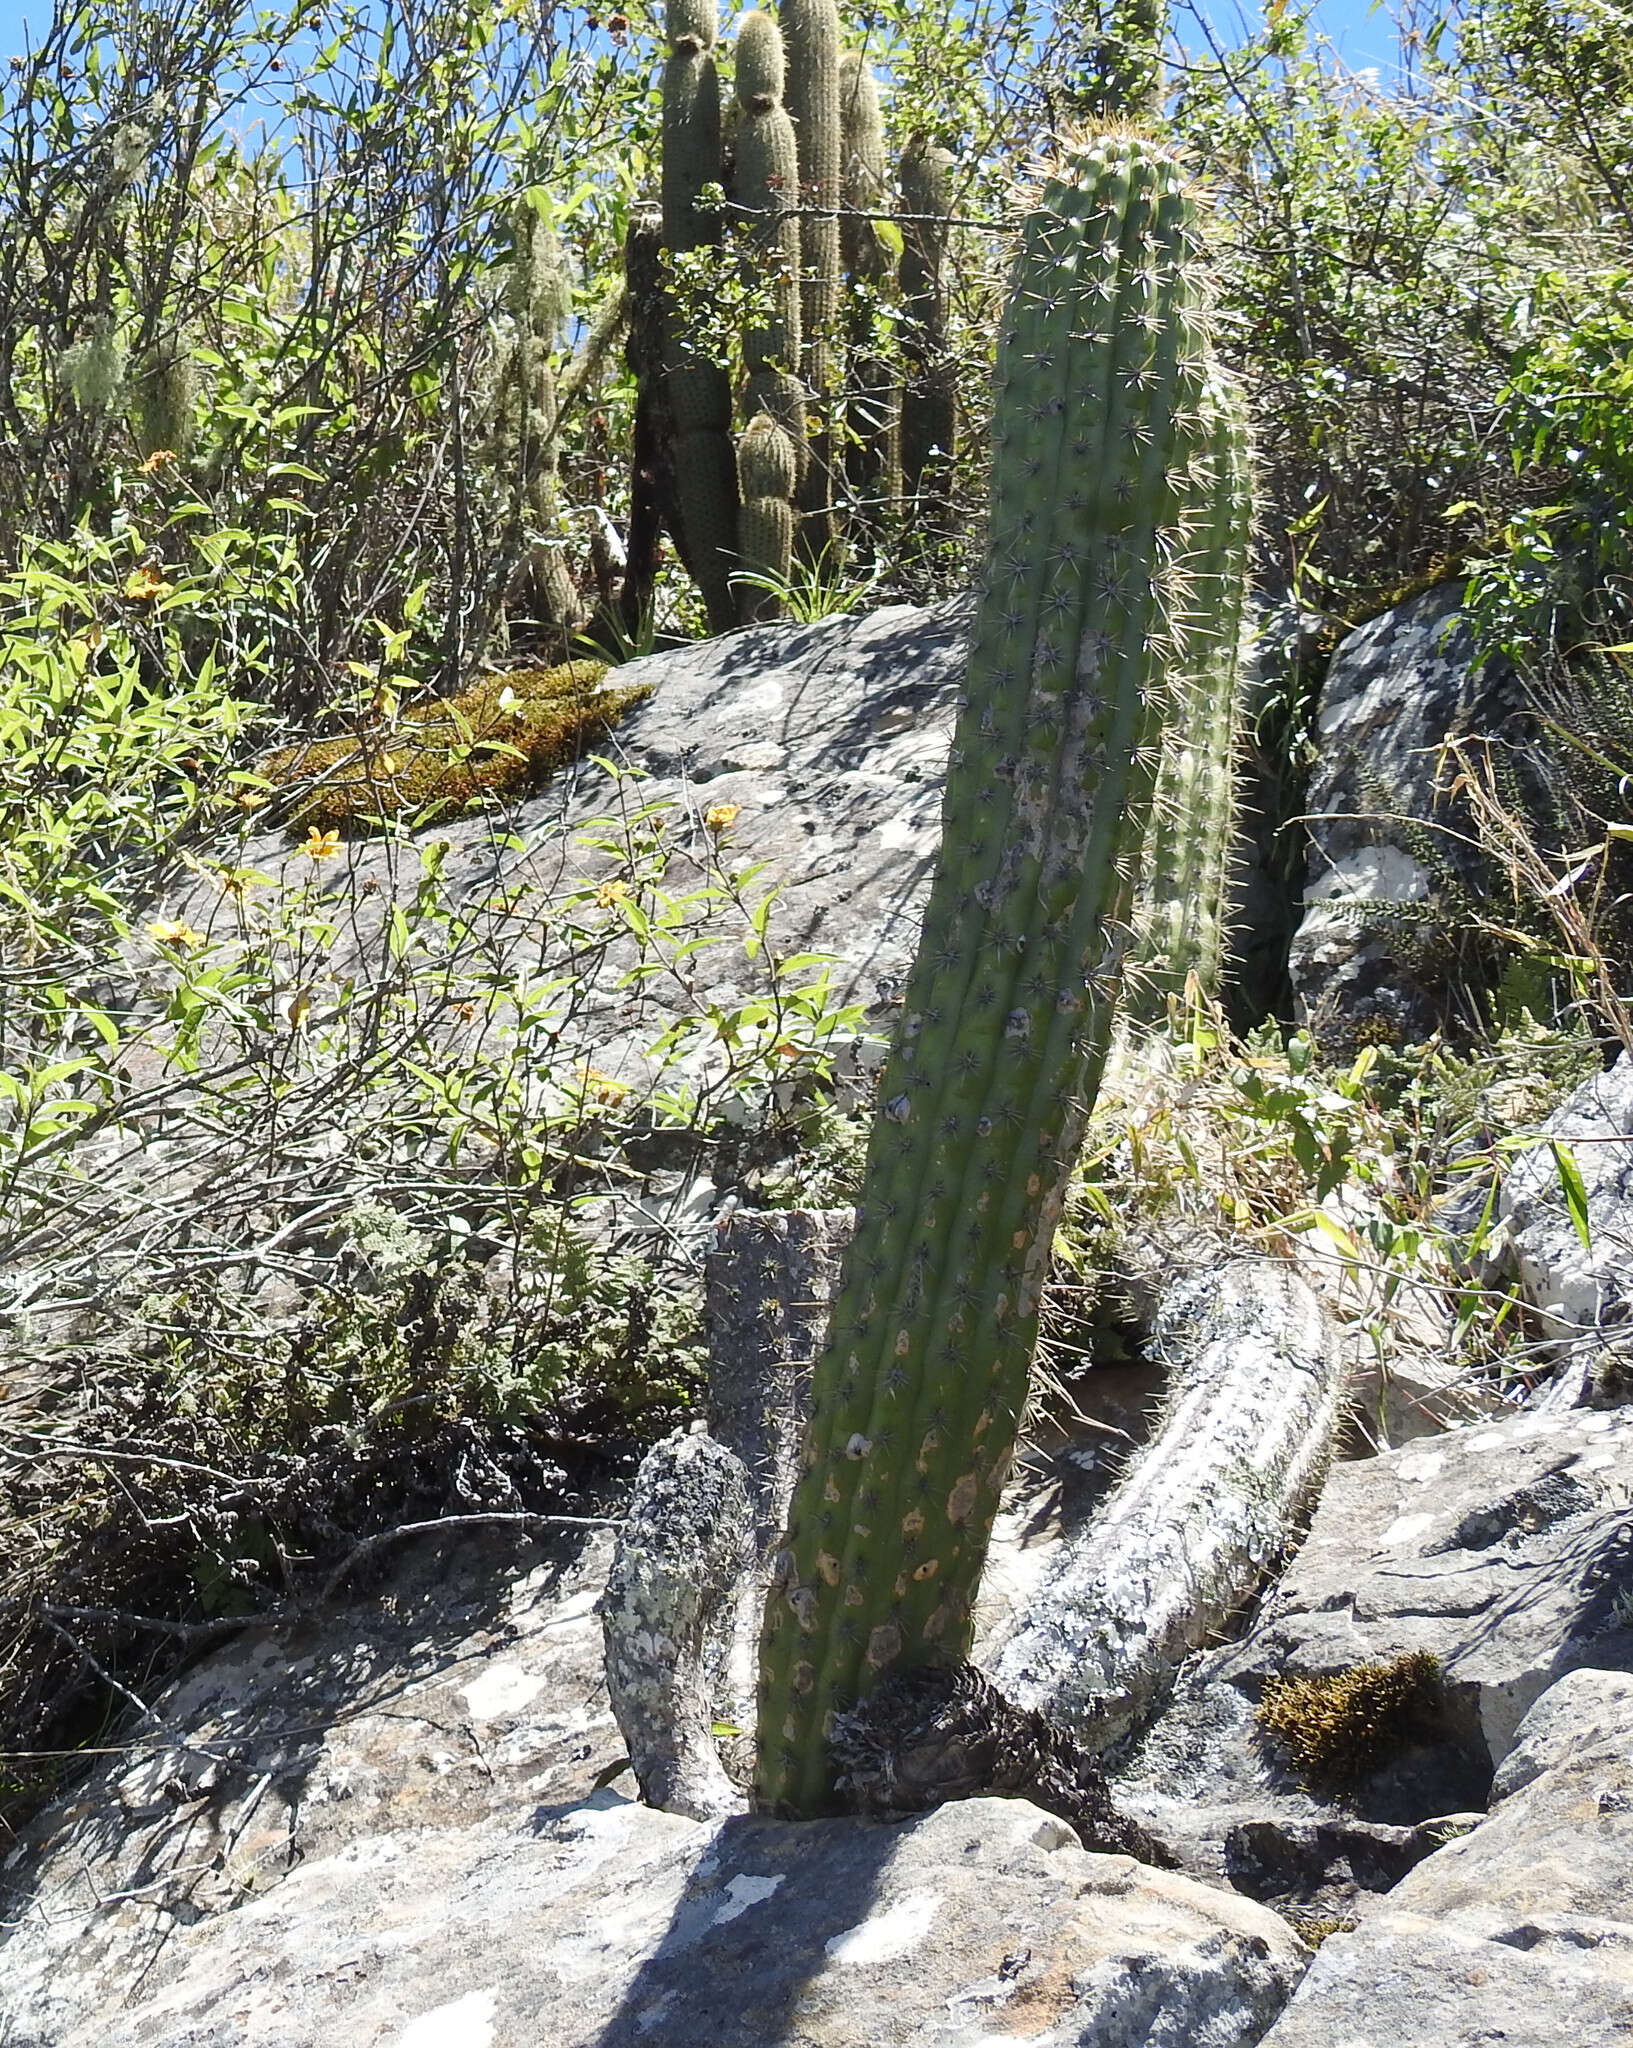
[123,565,174,602]
[138,449,177,475]
[704,803,741,833]
[302,826,342,860]
[146,918,204,949]
[596,878,629,907]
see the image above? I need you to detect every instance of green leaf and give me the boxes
[1548,1139,1593,1251]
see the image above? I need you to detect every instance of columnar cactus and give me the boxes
[1074,0,1168,118]
[733,12,807,462]
[661,0,740,631]
[839,49,900,535]
[755,134,1215,1820]
[898,137,957,519]
[782,0,843,557]
[737,411,799,621]
[504,197,580,634]
[1133,370,1253,1008]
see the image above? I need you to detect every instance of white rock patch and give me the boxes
[396,1988,498,2048]
[459,1663,545,1720]
[824,1887,942,1967]
[711,1872,785,1925]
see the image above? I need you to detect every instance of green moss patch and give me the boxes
[1257,1651,1442,1788]
[263,660,648,835]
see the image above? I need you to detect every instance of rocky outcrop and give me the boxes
[1289,583,1526,1049]
[1502,1053,1633,1405]
[0,1524,1311,2047]
[1258,1667,1633,2044]
[1115,1404,1633,1883]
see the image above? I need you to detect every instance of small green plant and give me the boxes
[1257,1651,1443,1789]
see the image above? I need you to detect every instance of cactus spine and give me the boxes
[898,137,957,521]
[1133,371,1253,1008]
[839,50,900,536]
[754,135,1215,1820]
[661,0,740,631]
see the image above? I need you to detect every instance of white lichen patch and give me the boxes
[823,1886,943,1967]
[1378,1511,1437,1548]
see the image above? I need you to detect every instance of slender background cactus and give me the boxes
[502,196,580,638]
[661,0,740,631]
[781,0,843,563]
[755,133,1220,1819]
[898,137,957,527]
[839,49,900,545]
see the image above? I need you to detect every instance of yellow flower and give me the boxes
[146,918,204,949]
[123,565,174,602]
[302,826,342,860]
[138,449,177,475]
[580,1066,632,1106]
[596,878,629,908]
[704,802,741,833]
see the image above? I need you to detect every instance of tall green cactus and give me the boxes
[661,0,740,631]
[734,12,807,451]
[899,137,957,521]
[755,134,1215,1820]
[738,411,799,621]
[839,49,900,536]
[1132,370,1253,1010]
[782,0,843,559]
[733,9,806,623]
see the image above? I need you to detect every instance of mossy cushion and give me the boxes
[263,660,648,836]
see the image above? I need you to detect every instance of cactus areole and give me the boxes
[754,134,1214,1818]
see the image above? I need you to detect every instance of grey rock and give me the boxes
[599,1426,754,1819]
[1116,1406,1633,1878]
[176,603,966,1058]
[1258,1666,1633,2044]
[1289,583,1524,1048]
[0,1512,1310,2048]
[1222,1814,1455,1910]
[1492,1666,1633,1800]
[1501,1054,1633,1399]
[1256,1909,1633,2047]
[1391,1665,1633,1934]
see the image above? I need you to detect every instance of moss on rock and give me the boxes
[263,660,647,836]
[1257,1650,1442,1788]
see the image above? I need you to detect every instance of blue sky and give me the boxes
[0,0,1404,74]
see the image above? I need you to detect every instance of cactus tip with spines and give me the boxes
[735,9,784,104]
